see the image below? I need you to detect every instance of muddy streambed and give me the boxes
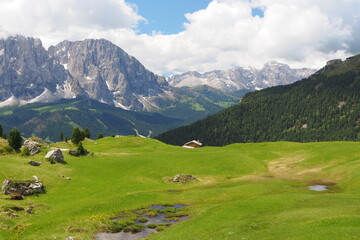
[95,204,188,240]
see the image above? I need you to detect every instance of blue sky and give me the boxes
[129,0,264,35]
[129,0,212,34]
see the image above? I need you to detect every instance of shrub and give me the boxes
[123,224,144,233]
[97,133,104,139]
[20,147,30,156]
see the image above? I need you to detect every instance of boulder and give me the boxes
[22,138,47,156]
[28,160,42,166]
[45,149,65,163]
[166,174,198,183]
[2,179,45,196]
[68,150,79,157]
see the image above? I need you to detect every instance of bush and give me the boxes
[20,147,30,156]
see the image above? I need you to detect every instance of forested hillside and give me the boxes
[156,55,360,146]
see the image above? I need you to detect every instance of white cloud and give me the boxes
[0,0,359,74]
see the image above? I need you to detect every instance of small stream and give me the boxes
[95,204,188,240]
[308,185,328,191]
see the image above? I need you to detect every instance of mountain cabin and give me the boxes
[182,140,203,149]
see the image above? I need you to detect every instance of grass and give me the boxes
[1,137,360,239]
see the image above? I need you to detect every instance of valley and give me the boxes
[1,137,360,239]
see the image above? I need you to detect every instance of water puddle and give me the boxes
[95,204,188,240]
[308,185,328,191]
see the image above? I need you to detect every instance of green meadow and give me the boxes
[1,137,360,239]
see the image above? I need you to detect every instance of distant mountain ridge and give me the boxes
[156,54,360,146]
[168,61,316,92]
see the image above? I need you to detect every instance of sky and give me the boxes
[0,0,359,75]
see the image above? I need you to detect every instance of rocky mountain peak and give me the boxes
[49,38,170,110]
[168,62,317,92]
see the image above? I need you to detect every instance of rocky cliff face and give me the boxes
[48,39,170,110]
[0,36,170,111]
[168,61,316,92]
[0,36,85,105]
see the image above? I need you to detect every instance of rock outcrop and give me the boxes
[45,149,65,163]
[22,138,44,155]
[49,39,170,111]
[165,174,198,183]
[2,179,44,196]
[0,36,85,104]
[28,160,42,166]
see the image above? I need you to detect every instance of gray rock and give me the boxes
[48,39,170,111]
[65,237,75,240]
[45,149,65,163]
[2,179,44,195]
[68,150,79,157]
[28,160,42,166]
[0,36,85,105]
[168,174,197,183]
[22,138,47,155]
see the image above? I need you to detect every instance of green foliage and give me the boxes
[137,217,148,223]
[0,124,3,138]
[8,129,23,151]
[97,133,104,139]
[156,54,360,146]
[77,142,87,156]
[71,127,84,146]
[59,132,64,141]
[19,147,30,156]
[83,128,90,138]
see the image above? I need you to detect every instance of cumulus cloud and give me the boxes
[0,0,359,74]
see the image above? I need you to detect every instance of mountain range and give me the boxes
[0,35,315,111]
[168,62,316,92]
[156,54,360,146]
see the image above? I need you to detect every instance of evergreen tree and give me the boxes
[60,132,64,141]
[8,129,23,151]
[71,127,84,145]
[97,133,104,139]
[64,136,68,143]
[0,125,3,138]
[77,142,87,156]
[83,128,91,138]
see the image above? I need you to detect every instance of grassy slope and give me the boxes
[1,138,360,239]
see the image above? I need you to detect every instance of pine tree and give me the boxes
[8,129,23,151]
[83,128,91,138]
[97,133,104,139]
[71,128,84,145]
[0,125,3,138]
[60,132,64,141]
